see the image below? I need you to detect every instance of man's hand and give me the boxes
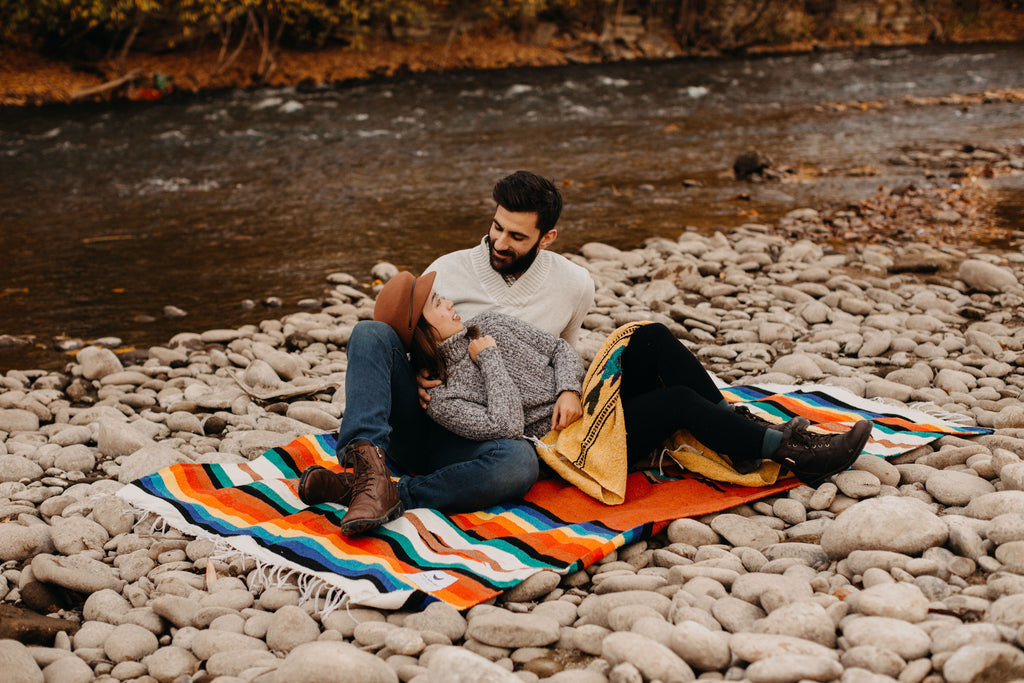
[417,368,443,409]
[551,391,583,431]
[468,335,496,362]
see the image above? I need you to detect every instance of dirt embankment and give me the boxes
[3,4,1024,108]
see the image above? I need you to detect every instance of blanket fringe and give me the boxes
[119,496,354,620]
[907,401,976,426]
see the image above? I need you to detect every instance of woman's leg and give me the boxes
[622,385,766,462]
[619,324,766,462]
[619,323,725,404]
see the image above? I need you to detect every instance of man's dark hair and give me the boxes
[492,171,563,235]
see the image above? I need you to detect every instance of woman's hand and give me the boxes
[468,335,496,362]
[551,391,583,431]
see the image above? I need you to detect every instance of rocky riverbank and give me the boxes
[3,168,1024,679]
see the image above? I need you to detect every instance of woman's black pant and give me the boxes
[619,323,766,463]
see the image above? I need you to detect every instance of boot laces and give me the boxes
[786,427,835,451]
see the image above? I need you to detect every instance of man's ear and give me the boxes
[539,229,557,250]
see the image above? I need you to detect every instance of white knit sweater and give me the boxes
[426,237,595,345]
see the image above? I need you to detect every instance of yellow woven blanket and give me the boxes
[536,323,782,505]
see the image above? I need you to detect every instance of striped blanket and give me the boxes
[119,383,990,612]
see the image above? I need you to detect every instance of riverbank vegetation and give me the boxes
[2,0,1023,105]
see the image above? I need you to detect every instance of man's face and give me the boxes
[487,206,557,276]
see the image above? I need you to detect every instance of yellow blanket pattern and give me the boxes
[536,323,782,504]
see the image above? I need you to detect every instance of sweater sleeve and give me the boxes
[490,313,584,396]
[560,267,596,345]
[426,346,525,440]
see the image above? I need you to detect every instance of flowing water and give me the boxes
[1,43,1023,371]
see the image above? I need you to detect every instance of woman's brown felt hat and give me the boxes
[373,271,437,350]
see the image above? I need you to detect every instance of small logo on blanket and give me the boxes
[408,570,458,592]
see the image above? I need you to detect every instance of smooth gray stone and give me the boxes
[959,259,1018,293]
[502,570,561,603]
[577,590,671,629]
[40,655,93,683]
[931,623,1004,653]
[424,645,516,682]
[150,594,200,628]
[189,629,268,661]
[205,649,278,678]
[925,469,995,506]
[0,454,44,483]
[745,654,842,683]
[0,639,44,683]
[0,409,40,434]
[321,608,386,639]
[711,596,765,633]
[0,523,53,562]
[274,641,399,683]
[117,444,189,483]
[666,518,719,547]
[601,631,695,682]
[103,623,159,663]
[943,643,1024,683]
[754,600,836,647]
[710,514,782,550]
[466,610,560,648]
[841,616,930,659]
[840,645,906,678]
[985,593,1024,630]
[669,620,731,671]
[31,553,124,594]
[987,513,1024,545]
[265,605,320,653]
[820,496,946,558]
[846,582,929,622]
[77,346,123,380]
[760,543,829,570]
[48,515,109,555]
[729,633,839,662]
[96,419,152,458]
[82,588,130,625]
[965,491,1024,519]
[731,573,813,612]
[402,601,466,641]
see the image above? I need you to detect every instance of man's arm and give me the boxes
[559,269,596,344]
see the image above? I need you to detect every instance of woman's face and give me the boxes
[421,289,464,340]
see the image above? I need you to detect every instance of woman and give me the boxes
[379,271,872,487]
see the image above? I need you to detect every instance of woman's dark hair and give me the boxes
[410,316,447,384]
[492,171,562,235]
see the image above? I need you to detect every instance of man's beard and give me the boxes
[486,235,541,276]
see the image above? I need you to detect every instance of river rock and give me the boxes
[0,455,43,483]
[76,345,123,380]
[820,496,946,558]
[265,605,320,653]
[31,553,125,594]
[104,622,159,662]
[142,646,199,682]
[840,616,930,659]
[666,518,719,546]
[40,655,92,683]
[964,490,1024,519]
[925,469,995,506]
[0,639,44,683]
[466,610,560,648]
[668,621,730,671]
[987,513,1024,545]
[958,259,1018,293]
[753,600,836,647]
[710,514,782,549]
[601,631,695,682]
[402,602,466,641]
[271,641,398,683]
[845,582,929,622]
[424,645,517,682]
[0,524,53,562]
[0,409,39,434]
[49,516,109,554]
[729,633,839,662]
[745,654,842,683]
[96,420,152,458]
[117,444,189,483]
[578,590,671,628]
[985,593,1024,629]
[503,570,561,603]
[943,643,1024,683]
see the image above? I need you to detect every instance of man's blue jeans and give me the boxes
[335,321,539,512]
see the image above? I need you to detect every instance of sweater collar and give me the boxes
[470,237,552,305]
[437,327,469,366]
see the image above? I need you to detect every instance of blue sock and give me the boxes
[761,429,782,459]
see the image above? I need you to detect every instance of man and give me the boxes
[299,171,595,535]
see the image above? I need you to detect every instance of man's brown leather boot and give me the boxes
[339,441,403,536]
[297,466,355,506]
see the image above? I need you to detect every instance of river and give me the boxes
[1,42,1023,372]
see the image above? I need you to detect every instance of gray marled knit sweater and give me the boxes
[425,311,585,440]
